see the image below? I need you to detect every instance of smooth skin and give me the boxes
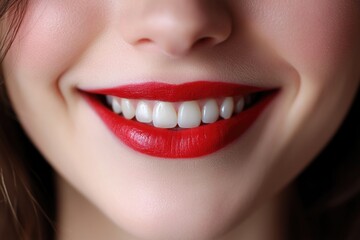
[2,0,360,239]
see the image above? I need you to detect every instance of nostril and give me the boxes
[193,37,217,50]
[136,38,152,45]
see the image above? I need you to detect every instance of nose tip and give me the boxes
[121,1,232,58]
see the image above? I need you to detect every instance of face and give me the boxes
[2,0,360,239]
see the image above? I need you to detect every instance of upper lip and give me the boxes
[81,81,274,101]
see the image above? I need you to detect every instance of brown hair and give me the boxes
[0,1,359,239]
[294,89,360,240]
[0,1,56,239]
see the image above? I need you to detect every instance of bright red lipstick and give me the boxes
[85,81,264,101]
[82,82,278,159]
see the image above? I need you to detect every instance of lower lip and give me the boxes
[83,92,277,159]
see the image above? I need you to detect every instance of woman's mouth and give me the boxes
[81,81,279,159]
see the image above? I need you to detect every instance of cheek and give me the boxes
[247,0,360,82]
[4,0,107,80]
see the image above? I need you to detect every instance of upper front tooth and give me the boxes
[220,97,234,119]
[202,99,219,124]
[178,101,201,128]
[235,98,245,113]
[121,99,136,119]
[136,101,152,123]
[153,102,177,128]
[111,97,122,114]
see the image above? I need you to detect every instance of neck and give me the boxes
[56,176,290,240]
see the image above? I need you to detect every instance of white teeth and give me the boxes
[202,99,219,124]
[235,98,245,114]
[111,97,122,114]
[106,94,252,128]
[178,101,201,128]
[135,101,152,123]
[121,99,136,119]
[152,102,177,128]
[220,97,234,119]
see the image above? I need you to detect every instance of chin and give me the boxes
[103,193,250,240]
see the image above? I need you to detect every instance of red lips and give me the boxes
[82,81,278,159]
